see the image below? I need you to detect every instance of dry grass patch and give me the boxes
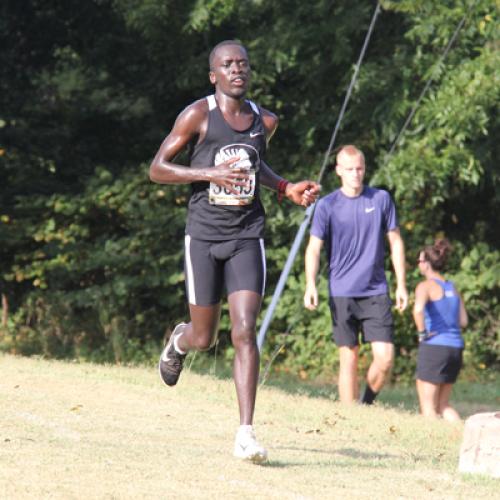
[1,354,498,499]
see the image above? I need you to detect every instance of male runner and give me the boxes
[150,40,319,463]
[304,145,407,404]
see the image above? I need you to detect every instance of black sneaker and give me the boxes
[158,323,187,386]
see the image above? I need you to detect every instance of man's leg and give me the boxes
[330,297,360,404]
[360,295,395,404]
[338,345,359,403]
[176,304,221,352]
[176,235,225,351]
[224,238,266,425]
[227,290,262,425]
[363,341,394,404]
[158,304,221,386]
[416,379,439,418]
[228,290,267,463]
[159,236,224,386]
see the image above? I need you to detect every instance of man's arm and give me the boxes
[304,235,324,310]
[149,100,248,193]
[387,228,408,311]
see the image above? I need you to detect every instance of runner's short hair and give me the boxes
[209,40,247,70]
[336,145,365,164]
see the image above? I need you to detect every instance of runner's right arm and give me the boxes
[149,100,247,193]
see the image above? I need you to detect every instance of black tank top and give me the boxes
[186,95,266,241]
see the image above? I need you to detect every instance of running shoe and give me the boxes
[158,323,187,386]
[233,426,268,464]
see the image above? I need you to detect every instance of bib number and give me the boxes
[209,170,256,206]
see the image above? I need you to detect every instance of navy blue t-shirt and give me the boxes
[310,186,398,297]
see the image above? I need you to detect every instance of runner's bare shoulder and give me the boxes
[259,107,279,140]
[172,98,210,141]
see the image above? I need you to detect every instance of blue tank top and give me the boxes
[423,279,464,348]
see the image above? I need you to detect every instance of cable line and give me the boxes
[257,2,382,351]
[385,3,475,160]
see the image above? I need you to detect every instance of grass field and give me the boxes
[1,353,498,499]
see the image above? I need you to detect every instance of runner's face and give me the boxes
[209,45,251,98]
[336,154,365,191]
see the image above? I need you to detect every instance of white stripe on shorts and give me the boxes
[184,235,196,305]
[259,238,266,296]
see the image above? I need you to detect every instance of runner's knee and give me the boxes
[231,316,257,346]
[190,324,217,351]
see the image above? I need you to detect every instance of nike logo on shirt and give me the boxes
[365,207,375,213]
[249,132,264,138]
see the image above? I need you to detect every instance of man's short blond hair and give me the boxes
[336,145,365,165]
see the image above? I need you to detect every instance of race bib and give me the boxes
[209,169,255,206]
[208,143,260,206]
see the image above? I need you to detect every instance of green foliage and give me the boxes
[452,244,500,375]
[0,0,498,380]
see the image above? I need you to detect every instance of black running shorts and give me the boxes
[329,294,394,346]
[416,343,463,384]
[184,236,266,306]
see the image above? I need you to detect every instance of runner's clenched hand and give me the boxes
[206,157,251,195]
[286,180,321,207]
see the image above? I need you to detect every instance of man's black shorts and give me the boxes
[184,236,266,306]
[416,343,463,384]
[329,294,394,346]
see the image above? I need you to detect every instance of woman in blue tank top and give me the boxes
[413,238,468,421]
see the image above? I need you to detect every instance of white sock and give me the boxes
[173,332,186,355]
[238,425,253,434]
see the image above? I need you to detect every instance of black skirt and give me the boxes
[416,343,463,384]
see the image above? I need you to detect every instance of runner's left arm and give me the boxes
[260,162,320,207]
[259,108,320,207]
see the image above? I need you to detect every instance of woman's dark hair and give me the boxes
[422,238,452,271]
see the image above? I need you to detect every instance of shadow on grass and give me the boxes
[274,445,400,460]
[265,447,404,469]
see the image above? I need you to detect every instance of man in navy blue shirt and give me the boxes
[304,145,408,404]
